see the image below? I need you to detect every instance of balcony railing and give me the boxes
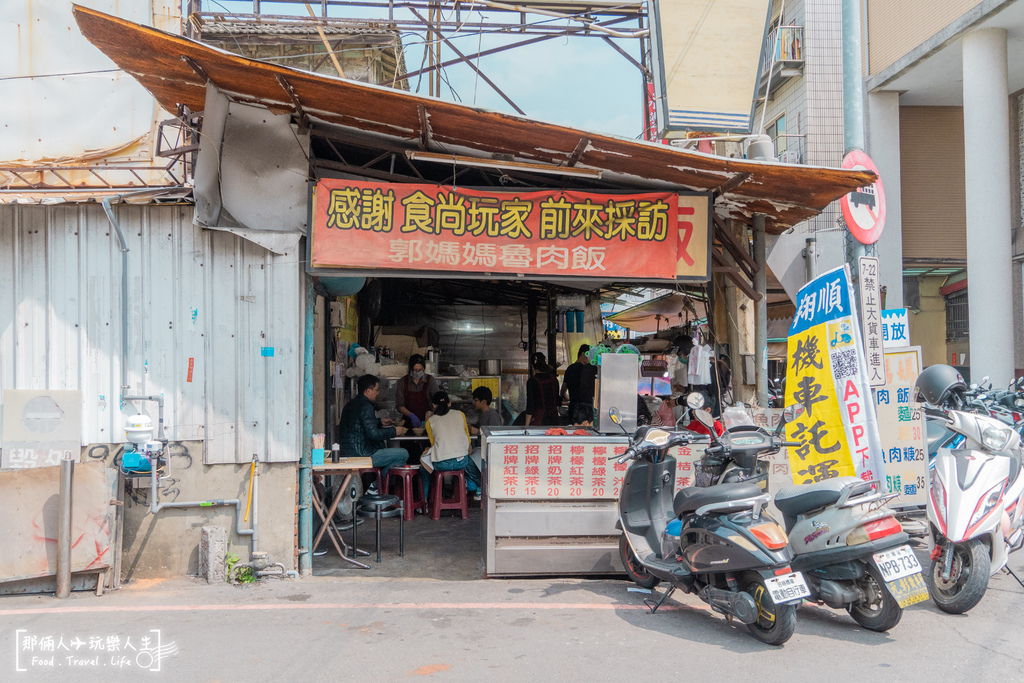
[773,133,806,165]
[763,25,804,74]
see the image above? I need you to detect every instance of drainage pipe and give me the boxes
[148,452,255,542]
[251,455,260,553]
[100,189,164,395]
[298,273,315,576]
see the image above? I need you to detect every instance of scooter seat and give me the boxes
[774,477,869,517]
[674,482,764,516]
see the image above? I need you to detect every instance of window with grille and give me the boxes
[945,291,969,341]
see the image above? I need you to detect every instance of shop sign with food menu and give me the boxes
[310,179,711,281]
[487,438,708,500]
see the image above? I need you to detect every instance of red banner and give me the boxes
[311,179,704,280]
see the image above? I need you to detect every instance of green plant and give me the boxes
[225,552,241,583]
[224,552,256,584]
[235,566,256,584]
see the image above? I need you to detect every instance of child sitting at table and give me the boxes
[422,391,482,502]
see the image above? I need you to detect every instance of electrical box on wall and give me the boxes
[2,390,83,469]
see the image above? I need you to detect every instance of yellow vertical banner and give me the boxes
[784,266,887,485]
[784,325,856,481]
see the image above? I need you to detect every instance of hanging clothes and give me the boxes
[688,339,713,386]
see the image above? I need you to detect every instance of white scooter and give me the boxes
[915,366,1024,613]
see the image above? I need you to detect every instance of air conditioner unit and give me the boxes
[779,150,801,164]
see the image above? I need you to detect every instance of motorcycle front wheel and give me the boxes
[847,563,903,632]
[927,537,990,614]
[619,534,660,589]
[743,573,796,646]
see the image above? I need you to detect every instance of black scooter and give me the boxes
[612,403,809,646]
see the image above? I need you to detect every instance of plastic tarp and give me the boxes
[604,292,707,333]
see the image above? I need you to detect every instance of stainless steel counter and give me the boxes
[479,427,707,577]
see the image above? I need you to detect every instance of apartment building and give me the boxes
[756,0,1024,380]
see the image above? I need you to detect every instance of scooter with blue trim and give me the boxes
[613,398,809,646]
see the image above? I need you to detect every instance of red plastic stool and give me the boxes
[359,467,382,492]
[429,469,469,520]
[386,466,427,521]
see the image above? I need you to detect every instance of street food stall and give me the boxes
[71,4,879,579]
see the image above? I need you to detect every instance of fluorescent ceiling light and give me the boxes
[405,151,602,179]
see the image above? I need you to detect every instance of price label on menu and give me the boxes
[487,440,706,500]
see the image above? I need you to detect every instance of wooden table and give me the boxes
[312,458,373,570]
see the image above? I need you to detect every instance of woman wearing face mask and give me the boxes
[396,353,440,429]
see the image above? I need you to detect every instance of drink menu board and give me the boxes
[486,437,707,500]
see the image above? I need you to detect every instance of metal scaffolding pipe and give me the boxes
[56,458,74,599]
[753,215,768,405]
[469,0,648,38]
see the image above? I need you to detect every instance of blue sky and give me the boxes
[201,1,646,138]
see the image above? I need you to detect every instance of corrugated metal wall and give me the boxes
[0,204,303,464]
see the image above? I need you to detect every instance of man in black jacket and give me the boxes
[338,375,409,488]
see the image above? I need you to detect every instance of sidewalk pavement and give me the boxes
[2,570,1023,681]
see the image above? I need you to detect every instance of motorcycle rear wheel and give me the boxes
[619,534,661,589]
[743,573,796,646]
[927,538,990,614]
[847,563,903,632]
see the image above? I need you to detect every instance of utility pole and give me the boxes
[842,0,874,286]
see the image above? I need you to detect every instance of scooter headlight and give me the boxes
[968,481,1005,530]
[930,470,947,520]
[981,424,1013,452]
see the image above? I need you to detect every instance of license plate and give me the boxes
[764,572,811,604]
[872,545,922,582]
[884,571,930,608]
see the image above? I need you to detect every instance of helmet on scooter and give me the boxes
[915,364,967,407]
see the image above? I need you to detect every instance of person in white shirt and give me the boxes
[423,391,482,501]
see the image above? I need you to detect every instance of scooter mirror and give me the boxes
[693,408,714,429]
[608,407,621,425]
[686,392,705,410]
[782,403,805,423]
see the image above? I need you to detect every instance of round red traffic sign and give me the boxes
[840,150,886,244]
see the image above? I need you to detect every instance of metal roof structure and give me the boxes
[73,5,875,234]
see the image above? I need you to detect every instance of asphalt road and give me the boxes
[2,563,1023,682]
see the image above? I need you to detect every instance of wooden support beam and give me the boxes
[181,55,210,84]
[713,247,761,302]
[276,75,309,131]
[418,105,430,151]
[305,3,346,78]
[566,137,590,167]
[713,172,751,198]
[713,214,759,275]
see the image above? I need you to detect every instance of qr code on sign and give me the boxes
[831,349,858,378]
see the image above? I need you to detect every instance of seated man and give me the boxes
[338,374,409,491]
[469,386,503,435]
[467,386,502,499]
